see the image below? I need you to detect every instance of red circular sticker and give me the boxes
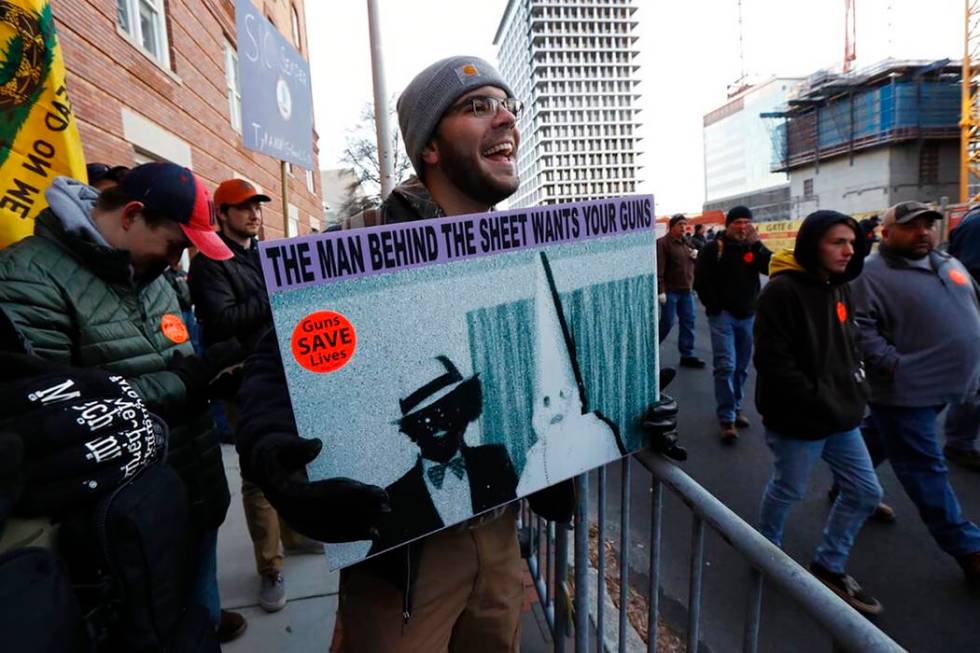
[160,314,189,344]
[950,269,969,286]
[836,301,848,323]
[743,252,755,263]
[291,311,357,374]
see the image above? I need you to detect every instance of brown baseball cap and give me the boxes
[884,201,942,225]
[213,179,271,208]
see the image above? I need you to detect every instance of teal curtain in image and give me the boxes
[466,274,657,476]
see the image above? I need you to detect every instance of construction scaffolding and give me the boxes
[961,0,980,202]
[766,59,961,173]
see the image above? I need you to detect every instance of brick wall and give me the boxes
[52,0,322,241]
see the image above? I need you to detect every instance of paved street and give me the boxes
[598,302,980,652]
[215,302,979,652]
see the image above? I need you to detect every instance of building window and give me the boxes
[132,148,162,165]
[287,204,299,237]
[919,143,939,185]
[225,42,242,133]
[803,178,814,200]
[117,0,170,68]
[290,4,302,52]
[305,168,315,194]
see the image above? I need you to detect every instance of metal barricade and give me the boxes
[521,452,907,653]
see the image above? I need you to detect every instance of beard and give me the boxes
[222,221,258,242]
[435,135,519,206]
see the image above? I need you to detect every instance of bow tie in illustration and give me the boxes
[427,457,466,488]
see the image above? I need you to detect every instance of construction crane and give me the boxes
[843,0,856,73]
[960,0,980,203]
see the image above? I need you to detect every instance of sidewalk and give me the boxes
[216,445,554,652]
[217,445,338,652]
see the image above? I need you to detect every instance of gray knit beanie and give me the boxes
[397,56,515,178]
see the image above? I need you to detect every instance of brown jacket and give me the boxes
[656,233,696,292]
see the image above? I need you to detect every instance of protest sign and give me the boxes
[235,0,314,169]
[260,195,658,570]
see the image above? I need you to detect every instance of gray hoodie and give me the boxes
[851,245,980,407]
[43,176,110,248]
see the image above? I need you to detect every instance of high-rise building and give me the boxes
[702,78,801,221]
[494,0,641,208]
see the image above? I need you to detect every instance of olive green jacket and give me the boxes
[0,180,228,531]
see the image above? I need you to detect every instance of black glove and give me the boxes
[642,367,686,462]
[643,393,685,461]
[0,354,161,518]
[169,338,244,399]
[250,433,391,543]
[208,366,243,402]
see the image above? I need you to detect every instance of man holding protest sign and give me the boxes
[237,55,680,651]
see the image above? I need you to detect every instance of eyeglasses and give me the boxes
[452,96,524,119]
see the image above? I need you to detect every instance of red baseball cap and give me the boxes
[213,178,271,208]
[120,163,232,261]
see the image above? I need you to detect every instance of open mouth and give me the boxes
[482,140,515,163]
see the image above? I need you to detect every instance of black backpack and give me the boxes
[58,462,219,653]
[0,546,91,653]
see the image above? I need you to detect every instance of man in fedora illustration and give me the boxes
[369,355,518,555]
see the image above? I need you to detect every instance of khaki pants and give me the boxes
[223,400,305,576]
[337,510,524,653]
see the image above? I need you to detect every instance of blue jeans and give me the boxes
[707,312,754,423]
[658,290,696,357]
[945,398,979,453]
[190,529,221,626]
[759,428,882,574]
[869,404,980,558]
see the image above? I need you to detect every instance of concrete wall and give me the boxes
[787,140,958,217]
[887,141,959,207]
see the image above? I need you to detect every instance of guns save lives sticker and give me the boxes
[291,310,356,373]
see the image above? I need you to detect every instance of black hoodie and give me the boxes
[753,211,869,439]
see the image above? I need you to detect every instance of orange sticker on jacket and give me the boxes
[836,301,848,323]
[161,314,189,344]
[291,311,356,374]
[950,268,969,286]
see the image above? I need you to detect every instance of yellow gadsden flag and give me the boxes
[0,0,85,248]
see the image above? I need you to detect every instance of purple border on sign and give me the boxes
[259,195,654,294]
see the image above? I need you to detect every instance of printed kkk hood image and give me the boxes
[260,196,657,570]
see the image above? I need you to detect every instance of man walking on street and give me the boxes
[852,201,980,586]
[694,205,772,443]
[189,178,319,614]
[755,211,883,615]
[657,214,705,369]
